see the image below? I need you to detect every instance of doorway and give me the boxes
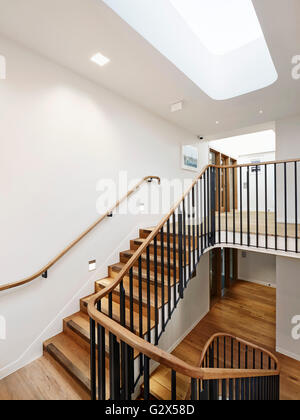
[210,247,238,307]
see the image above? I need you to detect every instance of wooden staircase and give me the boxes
[43,227,194,399]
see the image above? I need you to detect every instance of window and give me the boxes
[103,0,278,100]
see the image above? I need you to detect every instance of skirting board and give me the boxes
[239,277,276,289]
[276,346,300,362]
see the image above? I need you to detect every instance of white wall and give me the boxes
[238,250,276,287]
[209,130,276,160]
[159,252,210,355]
[0,35,208,378]
[276,114,300,223]
[276,256,300,361]
[238,151,276,212]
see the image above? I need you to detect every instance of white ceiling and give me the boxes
[0,0,299,137]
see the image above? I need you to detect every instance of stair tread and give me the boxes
[64,311,139,359]
[44,333,93,392]
[80,294,156,336]
[96,276,169,307]
[110,262,180,286]
[132,237,198,252]
[142,366,189,400]
[121,249,180,267]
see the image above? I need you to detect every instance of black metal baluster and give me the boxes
[207,169,210,246]
[236,378,240,400]
[218,168,221,244]
[160,228,165,331]
[138,257,144,374]
[247,166,250,247]
[183,199,187,288]
[146,247,151,343]
[233,167,236,245]
[154,237,159,345]
[97,301,106,401]
[196,182,200,261]
[217,337,219,368]
[284,162,288,251]
[191,378,197,400]
[222,378,227,400]
[224,336,226,368]
[265,165,268,249]
[256,165,259,248]
[240,167,243,245]
[119,281,126,400]
[144,356,150,400]
[172,213,177,308]
[295,162,298,253]
[178,211,184,299]
[204,173,207,248]
[192,186,196,270]
[245,377,250,401]
[123,343,131,400]
[129,268,134,334]
[187,193,192,279]
[200,178,204,253]
[90,318,96,400]
[167,220,171,319]
[110,333,121,400]
[274,164,278,250]
[200,380,209,401]
[225,167,228,244]
[171,370,177,401]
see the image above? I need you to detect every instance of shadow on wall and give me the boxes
[0,54,6,79]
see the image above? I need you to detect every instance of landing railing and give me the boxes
[189,333,280,400]
[87,160,292,401]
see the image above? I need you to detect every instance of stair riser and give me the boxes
[63,319,90,353]
[130,240,193,260]
[95,283,157,321]
[120,254,181,276]
[44,344,91,393]
[140,229,199,247]
[108,267,180,288]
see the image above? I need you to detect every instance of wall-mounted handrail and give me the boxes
[0,175,160,292]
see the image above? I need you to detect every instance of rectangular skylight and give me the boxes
[102,0,277,100]
[170,0,264,55]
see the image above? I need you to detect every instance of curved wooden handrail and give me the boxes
[0,175,160,292]
[198,333,280,369]
[88,160,284,384]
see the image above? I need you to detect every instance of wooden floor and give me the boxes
[149,281,300,401]
[1,281,300,400]
[217,211,300,238]
[0,354,90,401]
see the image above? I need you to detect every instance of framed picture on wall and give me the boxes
[182,144,199,172]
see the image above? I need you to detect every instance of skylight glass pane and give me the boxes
[170,0,264,55]
[102,0,278,100]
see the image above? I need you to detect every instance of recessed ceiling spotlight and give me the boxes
[170,101,183,113]
[91,52,110,67]
[216,121,220,125]
[259,110,264,114]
